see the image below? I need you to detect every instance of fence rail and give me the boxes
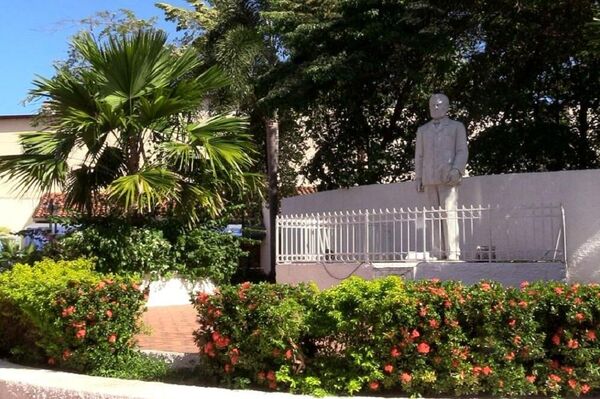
[276,204,566,265]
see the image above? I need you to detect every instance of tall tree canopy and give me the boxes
[0,30,260,223]
[158,0,599,191]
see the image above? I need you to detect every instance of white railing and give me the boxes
[276,204,566,264]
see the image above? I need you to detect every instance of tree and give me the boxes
[158,0,289,278]
[262,0,599,188]
[0,30,260,223]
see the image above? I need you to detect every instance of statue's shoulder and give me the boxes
[417,120,434,132]
[448,118,466,129]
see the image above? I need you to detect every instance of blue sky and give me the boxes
[0,0,190,116]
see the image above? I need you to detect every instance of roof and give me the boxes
[295,185,318,196]
[33,193,113,221]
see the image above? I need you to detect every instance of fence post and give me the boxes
[364,210,369,262]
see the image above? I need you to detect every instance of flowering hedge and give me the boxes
[193,277,600,396]
[0,258,147,372]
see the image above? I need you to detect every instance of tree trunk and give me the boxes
[265,117,279,282]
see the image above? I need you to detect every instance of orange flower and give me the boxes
[581,384,591,394]
[384,364,394,374]
[520,281,529,289]
[513,335,522,345]
[285,349,293,360]
[508,319,517,328]
[105,309,113,318]
[429,319,440,329]
[552,334,561,345]
[240,281,251,290]
[417,342,430,354]
[554,287,564,295]
[587,330,597,341]
[549,374,562,383]
[575,313,585,322]
[518,300,528,308]
[390,346,401,357]
[266,370,276,381]
[505,352,515,361]
[108,333,117,344]
[400,372,412,384]
[61,306,75,318]
[482,366,492,376]
[230,348,240,365]
[75,328,86,340]
[567,339,579,349]
[369,381,380,391]
[410,329,420,339]
[419,307,428,317]
[96,281,106,290]
[62,349,72,360]
[203,342,215,357]
[562,366,574,375]
[472,366,482,376]
[526,375,536,383]
[568,379,577,390]
[197,292,210,304]
[481,282,491,291]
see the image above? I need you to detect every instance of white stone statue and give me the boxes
[414,93,468,260]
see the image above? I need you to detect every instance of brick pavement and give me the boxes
[136,305,199,354]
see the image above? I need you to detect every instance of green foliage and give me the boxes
[173,226,248,284]
[0,30,261,223]
[194,277,600,396]
[47,219,251,283]
[50,223,172,277]
[0,259,146,371]
[0,239,40,272]
[89,351,170,381]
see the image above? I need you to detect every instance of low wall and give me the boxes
[143,277,214,307]
[280,170,600,283]
[277,261,566,290]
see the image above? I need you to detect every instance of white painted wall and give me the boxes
[280,170,600,283]
[0,116,42,232]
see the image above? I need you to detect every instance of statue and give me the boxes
[414,94,468,260]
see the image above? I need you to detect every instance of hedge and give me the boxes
[193,277,600,396]
[0,258,147,373]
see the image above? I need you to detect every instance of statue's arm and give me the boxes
[452,122,468,174]
[414,129,424,192]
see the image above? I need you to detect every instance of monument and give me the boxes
[414,94,468,260]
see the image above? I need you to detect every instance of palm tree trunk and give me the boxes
[265,117,279,281]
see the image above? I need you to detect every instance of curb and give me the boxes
[0,359,409,399]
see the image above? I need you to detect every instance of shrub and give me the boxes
[0,258,147,373]
[193,277,600,396]
[173,226,248,284]
[50,224,172,277]
[193,282,318,390]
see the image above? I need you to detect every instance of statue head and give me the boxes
[429,93,449,120]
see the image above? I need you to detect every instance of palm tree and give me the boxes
[159,0,281,278]
[0,30,261,223]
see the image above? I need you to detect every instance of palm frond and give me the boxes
[108,167,179,211]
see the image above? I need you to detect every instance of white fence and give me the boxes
[276,204,566,264]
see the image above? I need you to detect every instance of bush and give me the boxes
[193,277,600,396]
[50,224,172,277]
[0,258,147,373]
[173,227,248,284]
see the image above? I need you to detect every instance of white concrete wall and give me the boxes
[280,170,600,283]
[0,117,42,232]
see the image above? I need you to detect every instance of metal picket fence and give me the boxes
[276,204,566,265]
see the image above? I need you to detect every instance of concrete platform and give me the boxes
[277,261,567,289]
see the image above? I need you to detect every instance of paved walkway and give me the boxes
[136,305,198,354]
